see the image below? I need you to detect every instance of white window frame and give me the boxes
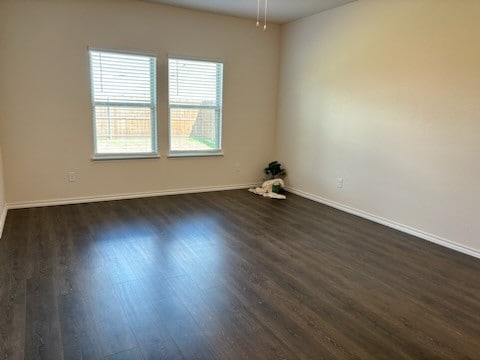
[89,48,158,160]
[167,56,224,158]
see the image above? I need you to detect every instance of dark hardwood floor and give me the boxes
[1,190,479,359]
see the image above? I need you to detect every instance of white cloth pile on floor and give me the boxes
[249,179,286,199]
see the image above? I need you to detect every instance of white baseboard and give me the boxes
[6,183,258,210]
[6,184,478,260]
[0,205,7,239]
[287,187,480,260]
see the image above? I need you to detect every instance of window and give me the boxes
[168,57,224,156]
[89,50,157,159]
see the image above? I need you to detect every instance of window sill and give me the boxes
[168,151,224,158]
[91,154,160,161]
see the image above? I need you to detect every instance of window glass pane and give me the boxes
[170,108,219,151]
[90,51,153,104]
[169,59,220,106]
[95,106,152,154]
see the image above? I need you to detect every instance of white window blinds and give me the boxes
[89,50,157,157]
[168,58,223,155]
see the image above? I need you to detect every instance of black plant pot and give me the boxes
[272,184,281,194]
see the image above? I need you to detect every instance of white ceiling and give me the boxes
[145,0,357,24]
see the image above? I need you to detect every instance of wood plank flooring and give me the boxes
[1,190,479,359]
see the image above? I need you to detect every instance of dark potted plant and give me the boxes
[264,161,286,193]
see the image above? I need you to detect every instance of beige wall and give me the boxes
[0,6,7,236]
[0,147,5,237]
[277,0,480,251]
[0,0,280,204]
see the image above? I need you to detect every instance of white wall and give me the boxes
[277,0,480,252]
[0,0,280,205]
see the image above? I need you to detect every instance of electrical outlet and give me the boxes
[234,162,241,173]
[68,171,76,182]
[336,178,344,188]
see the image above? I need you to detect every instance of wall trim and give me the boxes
[287,186,480,260]
[0,205,7,239]
[6,183,258,210]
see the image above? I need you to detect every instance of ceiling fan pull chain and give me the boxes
[256,0,260,27]
[264,0,268,31]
